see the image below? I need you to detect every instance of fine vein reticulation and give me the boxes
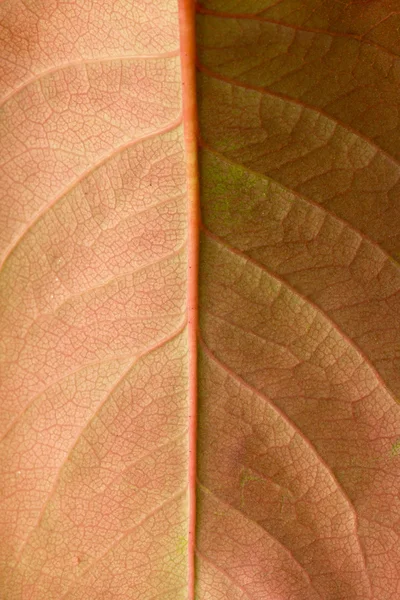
[196,2,400,599]
[1,1,400,599]
[0,1,190,598]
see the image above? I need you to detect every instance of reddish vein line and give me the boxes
[198,336,371,598]
[10,324,188,577]
[0,118,182,274]
[198,137,400,272]
[0,52,180,108]
[197,3,359,39]
[196,4,400,60]
[201,224,398,404]
[196,549,254,600]
[179,2,200,598]
[196,62,400,170]
[60,488,188,600]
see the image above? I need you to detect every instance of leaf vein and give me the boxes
[197,63,400,170]
[196,6,400,61]
[199,139,400,270]
[10,323,187,573]
[0,118,183,275]
[198,340,371,596]
[0,53,180,108]
[201,224,398,410]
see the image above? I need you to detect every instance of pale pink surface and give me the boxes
[0,1,189,598]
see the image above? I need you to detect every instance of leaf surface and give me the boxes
[1,1,400,599]
[0,1,189,598]
[196,1,400,599]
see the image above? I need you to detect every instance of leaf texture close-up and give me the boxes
[1,1,400,599]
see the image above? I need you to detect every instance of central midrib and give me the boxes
[178,2,200,599]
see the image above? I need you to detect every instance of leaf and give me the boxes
[1,1,400,599]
